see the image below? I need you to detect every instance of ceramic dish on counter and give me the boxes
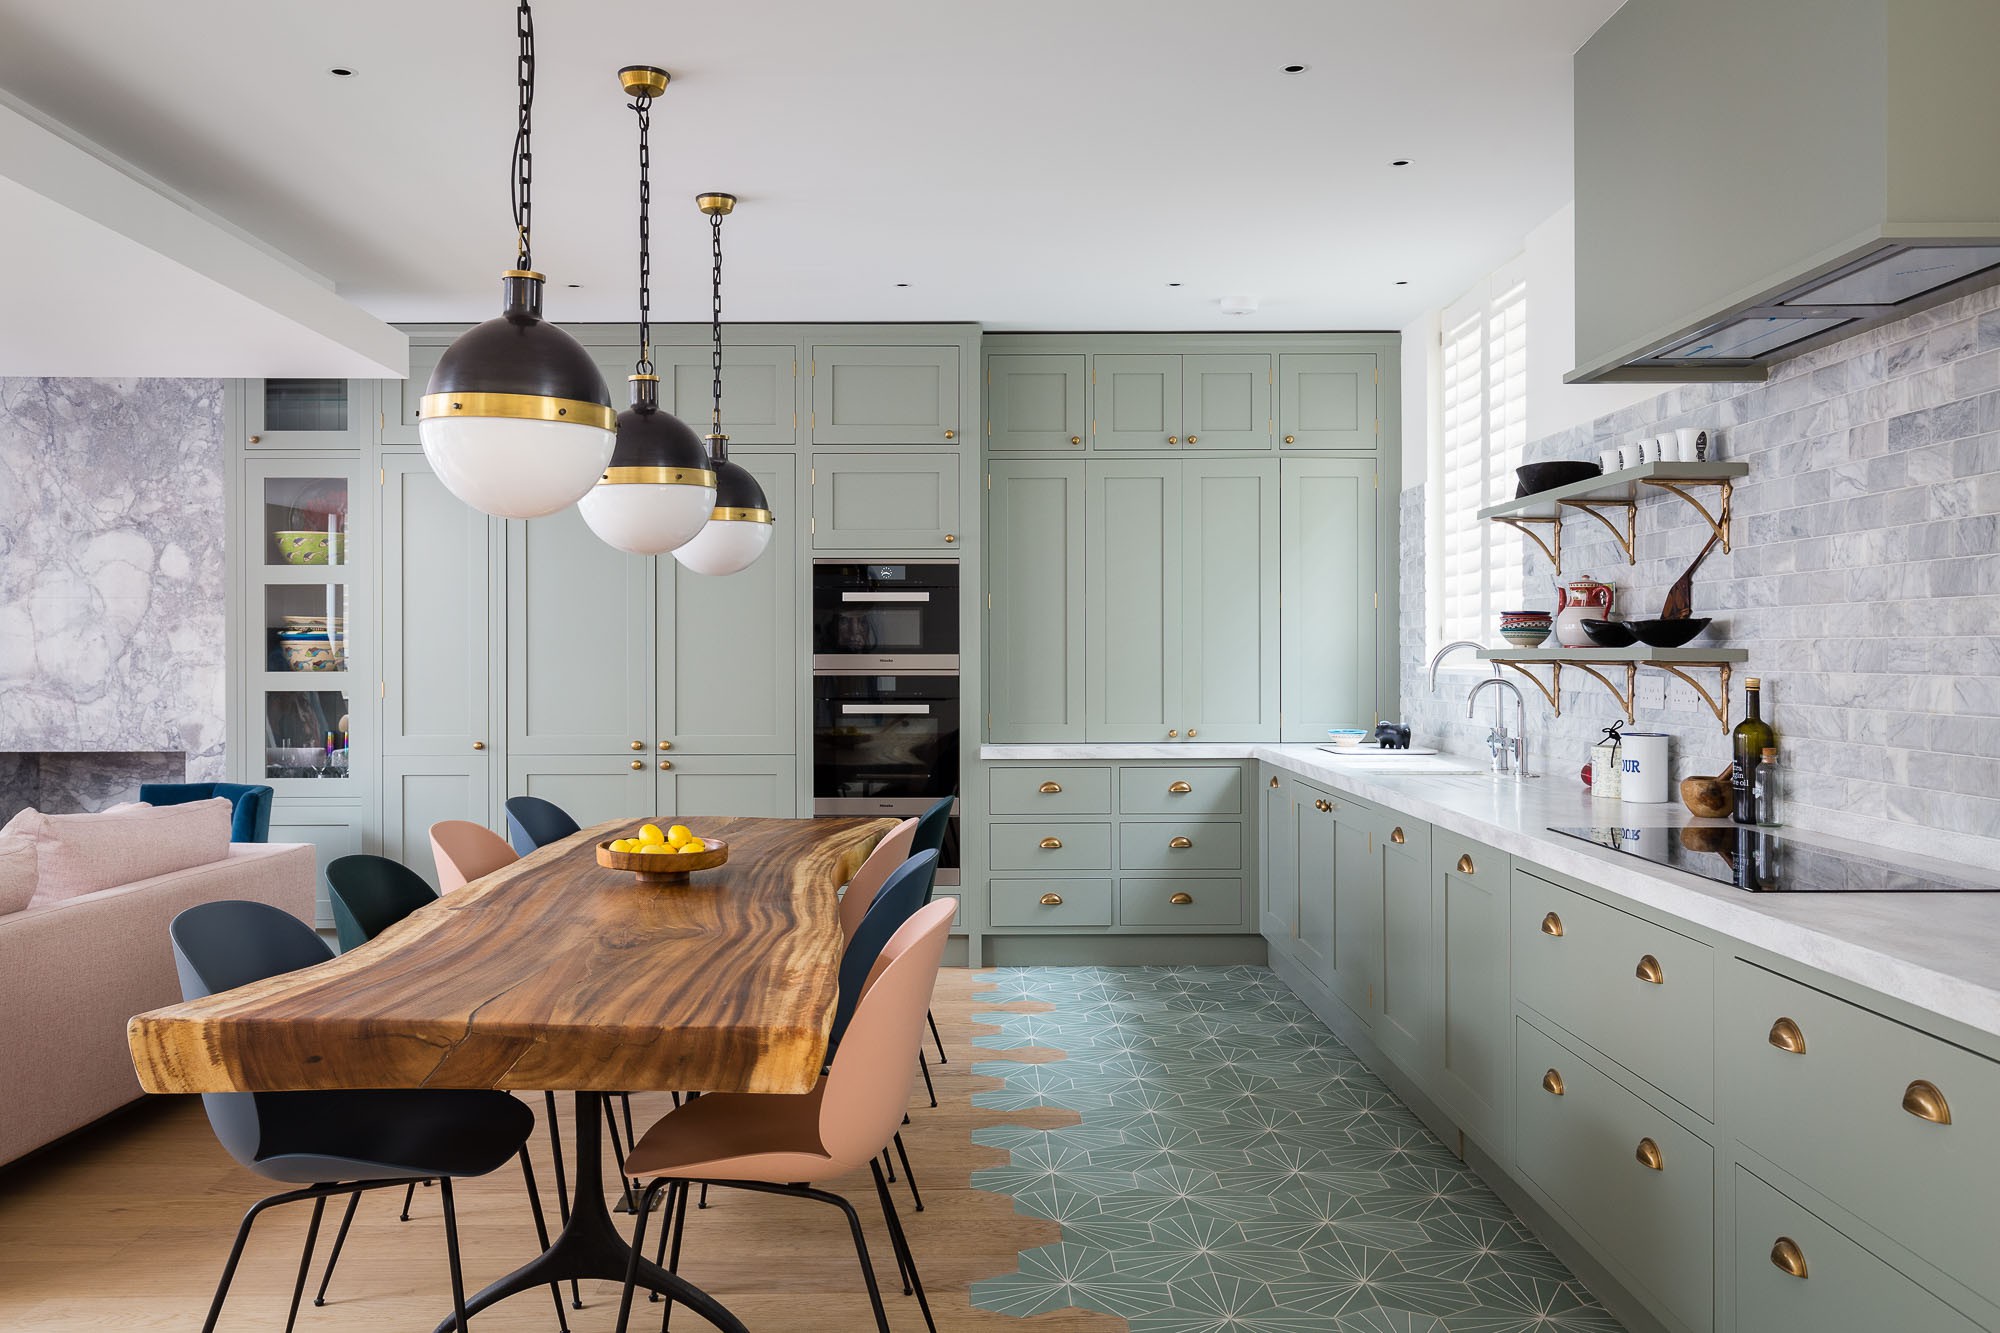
[1498,610,1553,647]
[1325,728,1369,749]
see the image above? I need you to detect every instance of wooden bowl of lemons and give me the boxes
[597,823,728,884]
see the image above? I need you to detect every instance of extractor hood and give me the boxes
[1567,0,2000,383]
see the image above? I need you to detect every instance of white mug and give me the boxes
[1599,447,1621,473]
[1638,437,1663,464]
[1620,732,1671,804]
[1658,436,1685,462]
[1675,426,1713,461]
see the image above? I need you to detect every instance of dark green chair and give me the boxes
[325,854,437,954]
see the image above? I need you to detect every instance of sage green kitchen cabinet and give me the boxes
[1085,461,1181,740]
[1280,457,1379,739]
[810,451,961,550]
[987,462,1086,742]
[1261,771,1297,943]
[663,755,798,818]
[811,345,960,445]
[505,754,657,830]
[1277,352,1377,449]
[1181,460,1278,740]
[1331,799,1385,1025]
[380,349,441,444]
[245,378,373,450]
[1291,779,1338,988]
[987,354,1088,452]
[1092,354,1182,450]
[506,505,652,755]
[1180,353,1272,450]
[1434,832,1513,1154]
[658,454,797,753]
[1375,815,1436,1077]
[267,811,361,929]
[379,757,492,892]
[657,344,798,445]
[381,454,491,757]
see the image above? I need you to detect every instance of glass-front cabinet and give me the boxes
[244,378,373,449]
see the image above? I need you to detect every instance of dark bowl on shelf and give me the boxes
[1630,617,1712,648]
[1579,618,1637,647]
[1515,461,1603,497]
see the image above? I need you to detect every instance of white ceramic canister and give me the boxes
[1620,732,1671,804]
[1590,738,1623,800]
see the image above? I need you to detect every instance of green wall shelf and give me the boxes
[1477,646,1750,729]
[1479,461,1749,572]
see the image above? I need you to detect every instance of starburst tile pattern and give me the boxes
[967,966,1623,1331]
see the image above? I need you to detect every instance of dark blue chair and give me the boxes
[831,851,941,1051]
[170,900,565,1333]
[906,796,955,1065]
[325,854,438,954]
[139,782,273,843]
[505,794,582,857]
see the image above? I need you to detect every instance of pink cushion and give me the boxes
[0,836,34,916]
[3,799,232,910]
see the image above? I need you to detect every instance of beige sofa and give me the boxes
[0,842,316,1165]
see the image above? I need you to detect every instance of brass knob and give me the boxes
[1038,780,1063,794]
[658,741,672,751]
[1168,781,1192,794]
[1169,836,1193,849]
[1187,728,1198,737]
[1317,799,1333,813]
[1768,1017,1805,1055]
[1770,1237,1808,1280]
[1636,954,1665,985]
[1039,892,1063,906]
[1902,1079,1951,1125]
[248,434,262,444]
[1186,434,1198,444]
[1284,434,1296,444]
[1540,911,1564,937]
[1167,436,1179,444]
[1069,435,1082,445]
[630,740,644,751]
[1168,729,1178,738]
[1269,776,1280,789]
[944,533,957,543]
[1391,826,1406,844]
[471,741,486,751]
[943,429,956,440]
[1039,836,1063,850]
[629,760,644,770]
[1541,1069,1565,1097]
[1635,1137,1664,1171]
[1170,892,1194,906]
[1457,853,1475,875]
[659,761,672,771]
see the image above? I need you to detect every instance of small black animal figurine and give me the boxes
[1374,722,1412,750]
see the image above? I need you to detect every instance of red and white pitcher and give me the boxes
[1554,575,1615,647]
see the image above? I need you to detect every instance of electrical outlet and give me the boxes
[1637,672,1668,713]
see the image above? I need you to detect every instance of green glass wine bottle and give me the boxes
[1731,678,1774,824]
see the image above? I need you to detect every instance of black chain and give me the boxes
[630,90,653,376]
[709,206,725,435]
[510,1,535,271]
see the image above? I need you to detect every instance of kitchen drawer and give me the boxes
[1118,764,1242,815]
[1733,1166,1981,1333]
[989,821,1112,871]
[1377,810,1431,865]
[1118,820,1243,872]
[990,878,1112,928]
[1517,1017,1714,1333]
[988,766,1111,816]
[1513,870,1715,1119]
[1721,958,2000,1307]
[1433,830,1506,884]
[1119,877,1245,928]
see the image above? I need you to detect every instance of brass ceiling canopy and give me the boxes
[618,65,670,98]
[696,192,737,217]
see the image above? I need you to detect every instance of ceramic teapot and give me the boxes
[1554,575,1615,647]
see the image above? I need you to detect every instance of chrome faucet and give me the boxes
[1467,676,1534,779]
[1427,639,1489,690]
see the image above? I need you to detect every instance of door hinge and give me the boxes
[792,411,798,430]
[986,419,992,437]
[810,358,816,377]
[379,679,386,699]
[1374,592,1379,609]
[1375,419,1380,434]
[986,592,992,609]
[810,516,815,534]
[379,467,385,485]
[792,359,798,377]
[1374,367,1380,385]
[1373,471,1380,489]
[810,467,816,486]
[985,472,992,491]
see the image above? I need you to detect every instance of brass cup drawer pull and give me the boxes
[1168,836,1194,849]
[1902,1079,1951,1125]
[1635,1137,1664,1171]
[1541,1068,1565,1097]
[1168,781,1193,794]
[1169,892,1194,906]
[1540,911,1564,937]
[1770,1237,1808,1280]
[1768,1016,1806,1055]
[1636,954,1665,985]
[1038,836,1063,850]
[1038,892,1063,906]
[1457,853,1475,875]
[1038,781,1063,794]
[1269,776,1280,789]
[1390,826,1406,844]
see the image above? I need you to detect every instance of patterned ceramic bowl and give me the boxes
[276,531,346,566]
[1498,611,1552,648]
[280,638,345,672]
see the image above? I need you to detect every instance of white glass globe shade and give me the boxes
[578,480,719,556]
[672,516,774,576]
[419,415,616,520]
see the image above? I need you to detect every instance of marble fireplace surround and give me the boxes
[0,750,189,826]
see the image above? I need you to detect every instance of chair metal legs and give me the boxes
[437,1177,470,1333]
[202,1179,403,1333]
[917,1048,937,1108]
[927,1009,947,1064]
[869,1157,937,1333]
[892,1131,924,1212]
[284,1194,328,1333]
[311,1190,363,1307]
[400,1180,419,1221]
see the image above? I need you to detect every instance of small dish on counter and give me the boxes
[1579,618,1638,647]
[1498,610,1553,647]
[1325,728,1369,749]
[1630,616,1712,647]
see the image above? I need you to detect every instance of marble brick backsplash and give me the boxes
[1402,285,2000,865]
[0,379,227,782]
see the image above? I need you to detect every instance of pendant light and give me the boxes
[417,1,616,519]
[673,193,776,576]
[579,67,718,555]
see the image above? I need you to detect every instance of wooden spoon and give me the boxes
[1661,532,1722,621]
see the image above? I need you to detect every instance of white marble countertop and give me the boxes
[981,741,2000,1040]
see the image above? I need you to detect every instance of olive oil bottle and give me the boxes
[1731,678,1774,824]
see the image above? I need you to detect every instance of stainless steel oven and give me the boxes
[812,561,959,671]
[812,672,960,886]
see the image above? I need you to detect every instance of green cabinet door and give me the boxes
[1180,353,1272,451]
[381,347,443,444]
[379,757,493,892]
[810,451,962,550]
[1292,780,1337,988]
[1332,805,1384,1025]
[245,378,373,449]
[1278,353,1376,449]
[1181,460,1279,740]
[1280,458,1379,740]
[382,454,491,756]
[1260,772,1296,944]
[1092,354,1181,450]
[1376,838,1436,1078]
[988,354,1088,452]
[506,505,652,754]
[1435,840,1513,1152]
[811,346,960,445]
[658,454,798,754]
[266,809,361,930]
[657,344,799,445]
[660,755,799,819]
[1086,462,1182,741]
[987,462,1086,742]
[505,754,656,830]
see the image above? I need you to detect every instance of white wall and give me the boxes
[1523,202,1662,439]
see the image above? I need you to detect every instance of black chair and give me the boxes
[906,797,954,1066]
[325,854,437,953]
[505,794,582,857]
[170,900,566,1333]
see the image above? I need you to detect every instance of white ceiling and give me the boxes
[0,0,1622,333]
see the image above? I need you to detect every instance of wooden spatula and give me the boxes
[1661,532,1721,621]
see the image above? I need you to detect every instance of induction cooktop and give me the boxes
[1547,825,1995,893]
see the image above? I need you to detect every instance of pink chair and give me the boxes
[614,898,955,1333]
[428,820,519,893]
[837,817,919,944]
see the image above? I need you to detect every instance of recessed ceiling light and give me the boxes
[895,282,910,287]
[328,67,356,77]
[1282,64,1307,74]
[1390,158,1411,166]
[1395,280,1409,286]
[566,283,581,288]
[1167,282,1182,288]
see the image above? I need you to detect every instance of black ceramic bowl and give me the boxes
[1515,461,1602,497]
[1630,617,1712,648]
[1579,618,1637,647]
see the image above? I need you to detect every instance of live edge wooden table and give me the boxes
[129,814,891,1333]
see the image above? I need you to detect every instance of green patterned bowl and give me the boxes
[276,531,346,565]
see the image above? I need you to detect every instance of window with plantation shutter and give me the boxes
[1430,257,1528,656]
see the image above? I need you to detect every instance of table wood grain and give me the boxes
[128,815,890,1098]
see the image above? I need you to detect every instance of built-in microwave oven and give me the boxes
[811,561,959,671]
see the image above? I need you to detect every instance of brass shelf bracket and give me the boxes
[1650,661,1736,730]
[1498,660,1563,715]
[1494,515,1561,569]
[1640,478,1735,553]
[1565,661,1638,722]
[1557,499,1638,565]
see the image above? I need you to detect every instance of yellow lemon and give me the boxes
[609,839,634,853]
[639,843,672,855]
[638,823,666,845]
[678,838,706,854]
[667,824,694,848]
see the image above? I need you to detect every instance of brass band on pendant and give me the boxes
[418,391,617,432]
[711,506,773,524]
[597,466,719,487]
[502,268,547,281]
